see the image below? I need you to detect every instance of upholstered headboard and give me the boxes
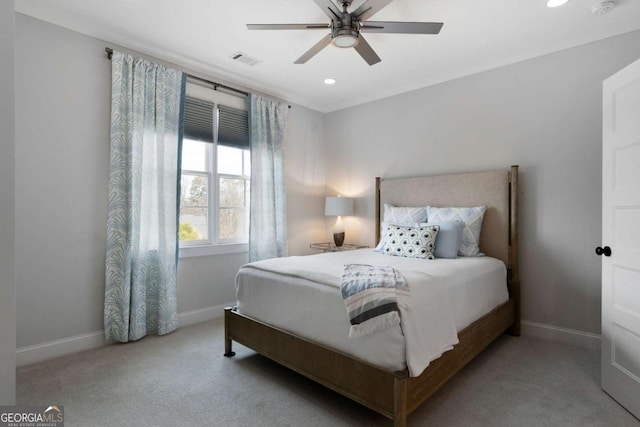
[375,166,518,270]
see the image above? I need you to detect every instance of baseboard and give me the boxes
[177,303,232,326]
[16,330,107,368]
[521,320,601,350]
[16,302,234,367]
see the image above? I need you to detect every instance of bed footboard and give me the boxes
[224,306,399,420]
[224,298,515,426]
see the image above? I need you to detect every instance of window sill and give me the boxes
[179,243,248,258]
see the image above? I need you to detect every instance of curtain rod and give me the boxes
[105,47,291,108]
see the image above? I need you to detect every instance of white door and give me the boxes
[601,57,640,419]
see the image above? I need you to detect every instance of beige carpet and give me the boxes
[17,318,639,426]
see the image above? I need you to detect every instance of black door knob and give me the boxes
[595,246,612,257]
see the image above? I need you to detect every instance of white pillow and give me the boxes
[427,206,486,256]
[383,204,428,225]
[374,221,392,251]
[377,204,428,249]
[381,224,439,259]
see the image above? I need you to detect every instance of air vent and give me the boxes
[230,51,261,66]
[591,1,615,15]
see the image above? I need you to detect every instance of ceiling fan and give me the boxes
[247,0,443,66]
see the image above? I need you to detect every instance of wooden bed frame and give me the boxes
[224,165,520,427]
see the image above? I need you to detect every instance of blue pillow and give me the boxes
[427,221,463,259]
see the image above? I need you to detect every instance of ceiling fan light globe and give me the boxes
[332,34,359,48]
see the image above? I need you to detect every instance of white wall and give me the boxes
[15,15,111,349]
[324,30,640,336]
[285,105,327,255]
[0,0,16,405]
[14,15,326,357]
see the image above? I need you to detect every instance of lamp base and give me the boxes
[333,232,345,247]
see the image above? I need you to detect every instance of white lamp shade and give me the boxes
[325,196,353,216]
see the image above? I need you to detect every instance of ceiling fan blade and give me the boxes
[361,21,443,34]
[247,24,329,30]
[311,0,343,21]
[294,34,332,64]
[354,35,381,66]
[352,0,394,21]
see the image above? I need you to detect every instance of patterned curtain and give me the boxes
[248,94,289,262]
[104,51,186,342]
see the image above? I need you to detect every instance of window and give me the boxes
[179,82,250,257]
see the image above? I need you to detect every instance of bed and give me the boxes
[224,166,520,427]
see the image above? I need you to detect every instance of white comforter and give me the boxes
[238,250,504,377]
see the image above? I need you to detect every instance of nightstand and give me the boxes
[310,243,368,252]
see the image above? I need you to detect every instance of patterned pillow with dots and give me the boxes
[381,224,440,259]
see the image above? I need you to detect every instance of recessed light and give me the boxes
[547,0,568,7]
[324,78,336,85]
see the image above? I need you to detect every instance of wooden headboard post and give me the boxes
[508,165,520,336]
[375,177,381,246]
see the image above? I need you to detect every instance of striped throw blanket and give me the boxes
[340,264,410,338]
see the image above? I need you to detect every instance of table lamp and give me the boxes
[325,196,353,247]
